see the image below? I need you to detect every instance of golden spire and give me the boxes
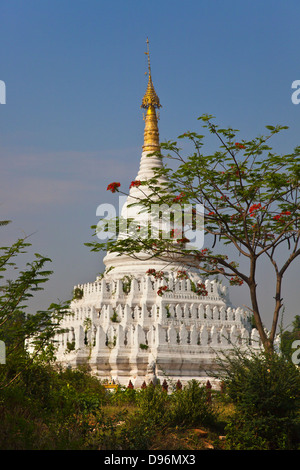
[141,38,161,110]
[141,38,161,152]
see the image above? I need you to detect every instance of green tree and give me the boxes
[0,222,69,388]
[87,116,300,353]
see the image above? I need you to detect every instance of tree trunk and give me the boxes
[249,280,271,352]
[269,273,283,348]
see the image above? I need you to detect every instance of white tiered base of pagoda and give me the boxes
[54,272,260,388]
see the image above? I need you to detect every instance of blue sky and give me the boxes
[1,0,300,330]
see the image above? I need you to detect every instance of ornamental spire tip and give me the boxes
[141,38,161,110]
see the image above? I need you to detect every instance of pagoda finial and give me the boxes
[146,37,151,78]
[141,38,161,152]
[141,38,161,110]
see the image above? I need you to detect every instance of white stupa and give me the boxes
[54,41,260,387]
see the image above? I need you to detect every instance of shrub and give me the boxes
[225,413,299,450]
[167,379,216,427]
[21,363,55,410]
[217,348,300,449]
[0,364,111,449]
[114,415,156,450]
[136,383,170,425]
[110,385,137,406]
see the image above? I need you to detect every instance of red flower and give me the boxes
[230,276,244,286]
[146,269,165,280]
[197,248,209,259]
[249,203,261,213]
[195,282,208,296]
[249,203,262,217]
[176,270,188,279]
[235,142,245,149]
[176,237,190,244]
[273,210,292,222]
[157,285,168,296]
[173,192,185,203]
[146,268,156,276]
[170,228,182,238]
[107,182,120,193]
[155,271,165,279]
[129,180,142,188]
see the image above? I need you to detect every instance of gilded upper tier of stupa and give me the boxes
[141,38,161,153]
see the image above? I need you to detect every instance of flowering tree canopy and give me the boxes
[88,115,300,352]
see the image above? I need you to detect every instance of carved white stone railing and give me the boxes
[72,274,229,304]
[58,319,261,354]
[56,271,254,359]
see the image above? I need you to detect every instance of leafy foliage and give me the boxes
[0,223,69,388]
[86,116,300,351]
[135,382,170,425]
[0,356,299,449]
[167,379,216,427]
[217,348,300,449]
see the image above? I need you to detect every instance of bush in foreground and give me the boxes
[217,348,300,450]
